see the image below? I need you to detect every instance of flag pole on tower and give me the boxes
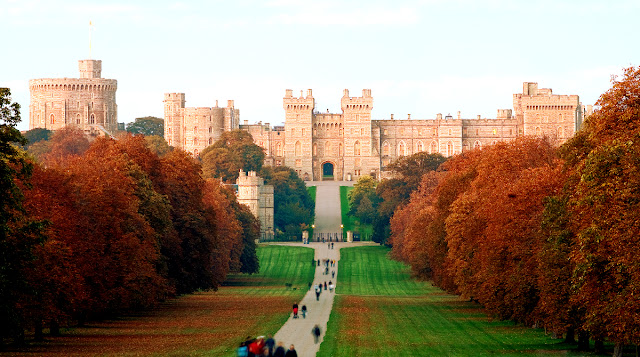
[89,20,93,59]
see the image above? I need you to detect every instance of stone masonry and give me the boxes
[236,170,274,240]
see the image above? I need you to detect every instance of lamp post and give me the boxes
[311,224,315,242]
[340,224,344,241]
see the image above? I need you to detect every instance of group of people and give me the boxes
[292,302,307,318]
[237,335,298,357]
[314,280,335,300]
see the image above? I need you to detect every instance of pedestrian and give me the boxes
[332,270,335,278]
[317,260,320,267]
[265,335,275,357]
[237,341,248,357]
[329,281,334,292]
[328,242,330,249]
[331,242,334,249]
[292,302,299,318]
[315,285,321,301]
[301,304,307,318]
[273,342,286,357]
[312,325,321,344]
[248,336,265,357]
[324,281,327,290]
[284,344,298,357]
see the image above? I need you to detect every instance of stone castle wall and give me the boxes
[236,170,274,240]
[29,59,118,135]
[163,94,239,156]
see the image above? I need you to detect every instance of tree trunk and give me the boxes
[34,320,43,342]
[595,339,605,354]
[49,321,60,336]
[613,343,624,357]
[577,330,590,351]
[564,327,575,344]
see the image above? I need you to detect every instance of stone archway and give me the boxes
[322,162,334,181]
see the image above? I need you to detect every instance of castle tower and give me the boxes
[341,89,376,179]
[236,170,274,240]
[283,89,314,179]
[29,59,118,134]
[513,82,582,143]
[163,93,185,148]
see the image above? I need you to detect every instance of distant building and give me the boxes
[163,93,239,156]
[236,170,274,240]
[29,59,118,136]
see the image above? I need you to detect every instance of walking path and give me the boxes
[272,181,374,357]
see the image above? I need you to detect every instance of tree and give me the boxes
[260,166,314,240]
[39,127,91,165]
[201,130,265,182]
[23,128,52,146]
[144,135,172,157]
[126,116,164,136]
[0,88,47,344]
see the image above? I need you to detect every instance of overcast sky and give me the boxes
[2,0,638,132]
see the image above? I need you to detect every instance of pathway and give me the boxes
[273,181,373,357]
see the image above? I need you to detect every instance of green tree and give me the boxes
[348,175,378,217]
[0,88,47,344]
[23,128,52,146]
[144,135,173,157]
[126,116,164,136]
[201,130,265,182]
[260,166,314,240]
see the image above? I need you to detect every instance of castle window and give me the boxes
[417,141,424,152]
[476,129,479,136]
[302,128,305,136]
[168,128,172,134]
[194,126,198,133]
[89,114,95,124]
[296,159,302,167]
[76,113,81,124]
[400,128,404,135]
[535,127,541,136]
[168,139,172,145]
[448,129,452,136]
[209,138,212,145]
[383,129,388,135]
[474,140,481,149]
[295,141,301,156]
[50,114,55,124]
[313,143,317,155]
[430,141,438,154]
[447,142,454,156]
[354,141,361,156]
[557,126,564,138]
[382,141,390,156]
[361,128,364,135]
[509,129,513,136]
[194,137,199,145]
[339,143,343,156]
[276,142,283,156]
[398,141,406,157]
[209,127,212,133]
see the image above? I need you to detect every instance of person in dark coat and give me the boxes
[312,325,321,344]
[265,335,275,356]
[273,342,286,357]
[284,344,298,357]
[292,302,299,318]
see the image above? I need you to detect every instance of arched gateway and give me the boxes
[322,162,334,181]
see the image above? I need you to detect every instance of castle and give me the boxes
[29,59,118,136]
[171,83,585,181]
[236,170,274,240]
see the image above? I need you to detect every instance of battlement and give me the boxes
[341,89,373,112]
[497,109,512,119]
[29,78,117,91]
[164,93,186,101]
[283,89,314,111]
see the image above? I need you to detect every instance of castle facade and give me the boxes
[29,59,118,135]
[240,83,585,181]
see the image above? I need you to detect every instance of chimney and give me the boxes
[477,115,481,119]
[307,89,313,98]
[436,113,443,120]
[408,114,411,119]
[215,100,219,107]
[390,114,394,120]
[285,89,293,97]
[457,111,461,119]
[343,89,349,97]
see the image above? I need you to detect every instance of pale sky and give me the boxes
[2,0,637,132]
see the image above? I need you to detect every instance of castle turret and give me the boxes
[163,93,185,148]
[79,59,102,79]
[341,89,375,179]
[283,89,314,179]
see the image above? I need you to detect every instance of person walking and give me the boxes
[237,342,248,357]
[284,344,298,357]
[324,281,327,290]
[292,302,299,318]
[265,335,275,357]
[332,270,335,278]
[301,304,307,318]
[329,281,334,292]
[312,325,322,344]
[315,284,321,301]
[273,342,285,357]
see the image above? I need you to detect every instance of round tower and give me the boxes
[29,59,118,134]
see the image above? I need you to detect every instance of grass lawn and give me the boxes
[4,245,314,357]
[318,246,588,357]
[340,186,373,240]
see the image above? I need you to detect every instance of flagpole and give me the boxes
[89,20,93,59]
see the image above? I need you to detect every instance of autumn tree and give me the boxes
[201,130,265,182]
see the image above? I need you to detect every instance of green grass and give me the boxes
[318,246,587,357]
[340,186,373,240]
